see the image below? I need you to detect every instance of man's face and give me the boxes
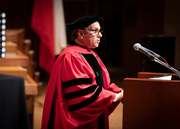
[81,22,103,49]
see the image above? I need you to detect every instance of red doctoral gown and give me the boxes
[41,45,122,129]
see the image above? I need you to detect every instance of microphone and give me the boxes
[133,43,180,78]
[133,43,161,60]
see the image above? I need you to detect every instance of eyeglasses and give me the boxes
[84,28,103,35]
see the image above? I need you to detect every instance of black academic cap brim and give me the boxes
[66,16,103,30]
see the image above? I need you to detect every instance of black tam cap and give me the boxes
[66,16,103,30]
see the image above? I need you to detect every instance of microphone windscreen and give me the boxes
[133,43,141,51]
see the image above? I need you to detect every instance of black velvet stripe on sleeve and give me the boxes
[65,84,98,100]
[62,78,92,89]
[68,86,102,111]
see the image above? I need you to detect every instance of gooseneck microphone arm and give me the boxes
[153,57,180,78]
[133,43,180,79]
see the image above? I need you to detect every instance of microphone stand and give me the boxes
[133,43,180,79]
[152,57,180,79]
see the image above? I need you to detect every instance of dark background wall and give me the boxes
[1,0,179,78]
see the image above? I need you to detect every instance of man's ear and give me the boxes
[78,29,84,37]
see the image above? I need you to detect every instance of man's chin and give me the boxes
[92,45,99,49]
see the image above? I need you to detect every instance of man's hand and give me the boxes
[117,90,124,101]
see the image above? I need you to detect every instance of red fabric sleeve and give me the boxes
[92,53,123,114]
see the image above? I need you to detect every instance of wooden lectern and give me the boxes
[123,72,180,129]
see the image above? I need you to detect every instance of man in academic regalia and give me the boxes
[41,16,124,129]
